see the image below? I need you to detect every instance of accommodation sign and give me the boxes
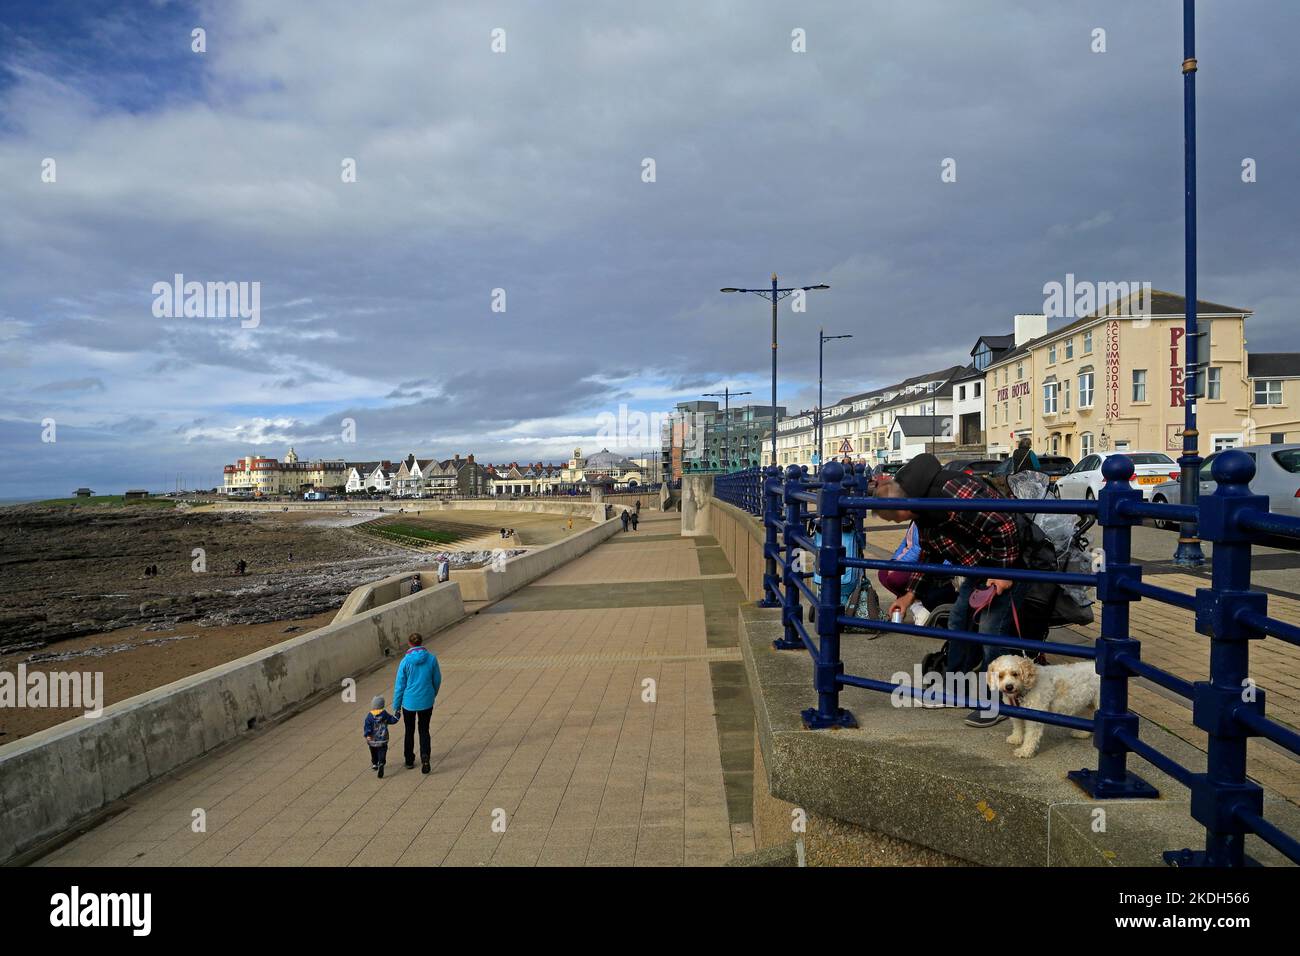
[1105,320,1120,422]
[994,381,1031,402]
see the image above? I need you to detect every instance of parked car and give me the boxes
[867,462,904,494]
[948,458,1002,476]
[1051,451,1179,501]
[1147,444,1300,528]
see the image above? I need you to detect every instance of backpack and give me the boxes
[368,714,390,748]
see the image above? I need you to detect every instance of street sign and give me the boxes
[839,438,854,455]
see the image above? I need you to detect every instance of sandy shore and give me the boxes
[0,502,588,744]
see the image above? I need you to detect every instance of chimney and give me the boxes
[1013,314,1046,346]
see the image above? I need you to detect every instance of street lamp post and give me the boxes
[816,329,853,468]
[1174,0,1206,567]
[720,274,829,468]
[703,387,751,473]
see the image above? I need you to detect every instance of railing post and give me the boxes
[802,461,856,728]
[774,465,806,651]
[1167,449,1267,866]
[758,465,781,608]
[1068,455,1159,798]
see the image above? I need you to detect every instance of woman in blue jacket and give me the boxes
[391,632,443,773]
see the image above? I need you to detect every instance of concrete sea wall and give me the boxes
[0,581,465,864]
[451,516,622,602]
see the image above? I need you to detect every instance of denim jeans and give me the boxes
[945,578,1029,675]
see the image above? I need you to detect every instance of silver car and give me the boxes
[1148,444,1300,528]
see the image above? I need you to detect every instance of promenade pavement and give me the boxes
[38,512,756,867]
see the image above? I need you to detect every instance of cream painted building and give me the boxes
[774,367,964,467]
[982,293,1300,462]
[223,447,348,496]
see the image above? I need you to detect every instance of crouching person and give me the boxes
[392,632,443,773]
[873,454,1025,729]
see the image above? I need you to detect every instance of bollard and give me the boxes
[1068,455,1158,798]
[802,461,856,728]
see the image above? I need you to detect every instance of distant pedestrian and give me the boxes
[392,633,442,774]
[363,695,400,778]
[1011,437,1041,474]
[500,527,507,539]
[409,575,422,595]
[287,550,293,563]
[630,512,639,531]
[635,499,641,514]
[567,517,573,531]
[620,509,630,532]
[236,559,247,575]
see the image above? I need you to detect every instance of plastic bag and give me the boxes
[1006,470,1094,612]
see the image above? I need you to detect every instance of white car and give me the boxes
[1052,451,1180,501]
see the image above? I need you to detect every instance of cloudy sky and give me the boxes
[2,0,1297,495]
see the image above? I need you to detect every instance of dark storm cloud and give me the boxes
[0,0,1297,492]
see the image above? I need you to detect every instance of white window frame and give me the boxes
[1207,366,1222,400]
[1079,371,1095,408]
[1132,369,1147,403]
[1083,331,1093,354]
[1081,432,1094,457]
[1042,382,1058,414]
[1065,338,1074,360]
[1254,379,1283,406]
[1048,344,1057,364]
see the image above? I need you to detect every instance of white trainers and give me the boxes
[911,603,930,627]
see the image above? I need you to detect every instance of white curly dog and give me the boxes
[986,654,1099,758]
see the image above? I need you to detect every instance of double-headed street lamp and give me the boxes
[720,274,830,468]
[815,329,853,466]
[703,387,751,472]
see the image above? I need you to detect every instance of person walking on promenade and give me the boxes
[873,453,1024,728]
[567,517,573,531]
[635,499,641,514]
[620,509,631,532]
[363,695,399,778]
[630,511,639,531]
[391,632,442,773]
[1010,437,1041,474]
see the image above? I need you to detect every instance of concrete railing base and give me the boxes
[740,605,1299,867]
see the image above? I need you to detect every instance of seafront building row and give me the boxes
[663,291,1300,474]
[222,446,654,497]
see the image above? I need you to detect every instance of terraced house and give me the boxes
[774,367,964,467]
[393,453,491,497]
[983,292,1300,461]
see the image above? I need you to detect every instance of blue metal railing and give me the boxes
[714,466,765,517]
[741,451,1300,867]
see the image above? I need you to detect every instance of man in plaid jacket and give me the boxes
[874,453,1024,728]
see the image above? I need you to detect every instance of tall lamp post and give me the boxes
[720,274,829,467]
[815,329,853,468]
[703,387,751,472]
[1174,0,1206,567]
